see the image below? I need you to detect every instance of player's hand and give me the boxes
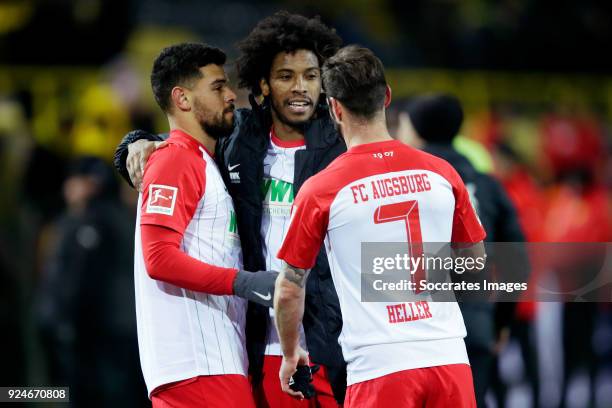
[127,139,167,192]
[233,269,278,307]
[289,364,319,399]
[280,347,310,399]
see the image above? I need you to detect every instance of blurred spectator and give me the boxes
[493,105,611,407]
[35,157,146,407]
[491,142,543,407]
[0,96,34,387]
[540,147,611,408]
[0,232,25,386]
[70,83,131,159]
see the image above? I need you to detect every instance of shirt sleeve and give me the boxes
[140,146,204,233]
[139,145,238,294]
[277,179,330,269]
[450,169,487,244]
[141,224,237,295]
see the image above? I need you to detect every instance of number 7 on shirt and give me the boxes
[373,200,425,293]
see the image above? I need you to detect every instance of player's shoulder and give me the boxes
[150,139,206,166]
[145,140,207,184]
[298,154,356,202]
[299,156,345,201]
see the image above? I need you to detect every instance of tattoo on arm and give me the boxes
[282,264,310,288]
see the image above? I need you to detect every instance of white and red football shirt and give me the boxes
[134,129,247,395]
[260,130,308,356]
[278,139,486,385]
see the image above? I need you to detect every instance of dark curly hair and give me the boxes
[236,11,342,96]
[151,43,226,112]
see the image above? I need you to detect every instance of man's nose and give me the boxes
[292,76,307,93]
[225,89,236,103]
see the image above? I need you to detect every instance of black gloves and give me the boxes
[290,364,320,399]
[233,269,278,307]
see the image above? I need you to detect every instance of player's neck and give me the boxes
[168,117,217,155]
[342,118,392,149]
[271,110,305,142]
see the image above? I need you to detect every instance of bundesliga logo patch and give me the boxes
[146,184,178,215]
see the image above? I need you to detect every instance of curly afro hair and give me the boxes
[236,11,342,96]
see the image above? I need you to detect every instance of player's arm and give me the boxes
[142,225,237,294]
[274,261,309,358]
[142,225,278,304]
[274,261,311,399]
[140,148,277,305]
[275,178,329,398]
[113,130,168,191]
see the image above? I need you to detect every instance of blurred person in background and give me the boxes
[539,109,611,408]
[36,156,146,407]
[393,94,529,408]
[114,12,346,407]
[0,96,34,387]
[491,142,545,408]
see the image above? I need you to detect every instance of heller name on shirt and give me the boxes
[350,173,432,204]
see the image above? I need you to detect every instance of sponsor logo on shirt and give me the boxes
[226,209,241,246]
[229,210,238,234]
[261,177,294,216]
[146,184,178,215]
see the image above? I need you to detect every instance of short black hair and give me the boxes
[236,11,342,96]
[405,94,464,143]
[151,43,226,112]
[322,45,387,119]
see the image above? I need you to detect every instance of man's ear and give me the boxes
[384,85,392,108]
[171,86,191,112]
[328,97,342,123]
[260,78,270,97]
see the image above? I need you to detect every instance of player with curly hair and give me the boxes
[115,11,347,408]
[235,11,341,138]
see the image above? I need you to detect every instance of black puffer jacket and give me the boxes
[114,99,348,403]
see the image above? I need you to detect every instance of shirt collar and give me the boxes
[270,127,306,148]
[346,139,403,154]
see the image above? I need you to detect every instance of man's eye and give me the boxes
[279,75,291,80]
[307,74,319,80]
